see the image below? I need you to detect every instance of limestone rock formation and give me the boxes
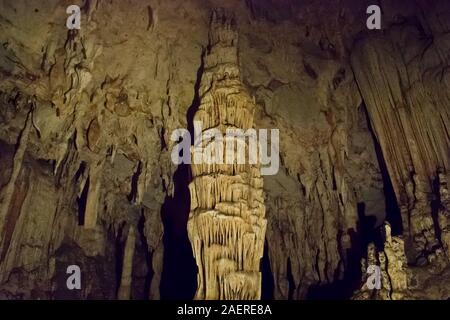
[0,0,449,300]
[351,12,450,262]
[187,10,266,300]
[354,223,410,300]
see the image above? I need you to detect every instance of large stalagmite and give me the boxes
[187,10,267,300]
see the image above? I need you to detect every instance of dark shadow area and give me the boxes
[160,49,205,300]
[74,161,88,226]
[307,103,399,299]
[261,239,274,299]
[307,206,380,300]
[127,161,142,203]
[114,222,126,294]
[361,103,403,235]
[187,48,205,136]
[431,171,443,246]
[133,211,153,299]
[357,202,383,248]
[307,103,404,299]
[160,163,197,299]
[306,238,356,299]
[76,176,89,226]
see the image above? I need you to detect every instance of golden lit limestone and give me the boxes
[354,223,409,300]
[382,223,408,299]
[118,226,136,300]
[187,9,267,300]
[84,161,104,229]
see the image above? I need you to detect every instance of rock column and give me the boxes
[187,9,267,300]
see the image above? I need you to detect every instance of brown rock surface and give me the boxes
[0,0,448,300]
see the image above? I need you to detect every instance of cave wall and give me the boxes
[351,2,450,261]
[0,0,449,299]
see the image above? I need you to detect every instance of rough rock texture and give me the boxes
[351,14,450,262]
[350,0,450,300]
[354,223,410,300]
[0,0,449,300]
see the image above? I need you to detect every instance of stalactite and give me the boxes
[351,32,450,261]
[0,106,33,248]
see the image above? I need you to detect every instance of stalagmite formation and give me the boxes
[438,171,450,258]
[382,224,409,299]
[118,226,136,300]
[187,9,267,300]
[354,223,409,300]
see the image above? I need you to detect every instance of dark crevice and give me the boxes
[160,126,167,151]
[306,103,402,300]
[358,202,383,248]
[306,234,358,299]
[303,60,318,80]
[261,239,274,299]
[74,161,86,182]
[361,103,403,235]
[431,171,443,245]
[159,49,205,300]
[127,161,142,203]
[76,176,89,226]
[159,160,197,300]
[187,48,205,137]
[134,211,153,299]
[114,222,126,295]
[331,166,337,190]
[286,258,295,300]
[307,207,380,300]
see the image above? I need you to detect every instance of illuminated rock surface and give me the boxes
[0,0,448,299]
[187,9,266,300]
